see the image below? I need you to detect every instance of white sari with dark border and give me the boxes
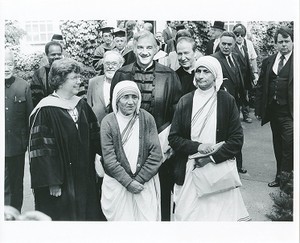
[173,87,250,221]
[101,111,161,221]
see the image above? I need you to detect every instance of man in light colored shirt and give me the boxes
[255,27,293,188]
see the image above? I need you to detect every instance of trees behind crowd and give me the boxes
[5,20,292,84]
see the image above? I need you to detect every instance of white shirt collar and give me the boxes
[276,51,292,62]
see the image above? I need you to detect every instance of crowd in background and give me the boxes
[4,20,294,221]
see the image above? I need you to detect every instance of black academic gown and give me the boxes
[29,98,103,221]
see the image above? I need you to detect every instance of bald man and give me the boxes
[5,48,33,212]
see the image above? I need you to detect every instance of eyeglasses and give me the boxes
[234,33,245,37]
[104,61,119,67]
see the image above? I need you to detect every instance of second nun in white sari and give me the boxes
[168,56,250,221]
[100,80,162,221]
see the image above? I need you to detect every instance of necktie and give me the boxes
[240,46,245,57]
[227,56,235,68]
[277,55,285,74]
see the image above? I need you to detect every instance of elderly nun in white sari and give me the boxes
[168,56,250,221]
[100,80,162,221]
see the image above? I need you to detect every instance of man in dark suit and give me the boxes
[233,25,256,123]
[212,31,247,174]
[5,48,33,212]
[31,41,63,107]
[205,21,225,55]
[162,21,177,43]
[255,27,293,187]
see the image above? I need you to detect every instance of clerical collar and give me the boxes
[182,64,195,74]
[5,76,15,87]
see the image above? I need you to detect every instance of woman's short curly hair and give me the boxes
[49,58,82,91]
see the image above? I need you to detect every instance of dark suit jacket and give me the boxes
[165,39,176,54]
[31,65,51,107]
[212,51,245,99]
[162,27,176,43]
[168,90,243,185]
[205,39,220,55]
[255,53,293,125]
[5,76,33,156]
[87,75,109,125]
[110,62,182,130]
[233,44,254,90]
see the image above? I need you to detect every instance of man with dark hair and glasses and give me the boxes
[232,23,259,123]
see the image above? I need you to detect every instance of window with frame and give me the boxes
[24,20,54,44]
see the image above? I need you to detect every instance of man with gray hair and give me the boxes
[87,50,124,125]
[5,48,33,212]
[110,30,182,221]
[212,31,247,174]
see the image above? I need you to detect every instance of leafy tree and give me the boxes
[5,20,44,83]
[5,20,26,46]
[249,21,293,68]
[188,21,210,54]
[60,20,106,91]
[60,20,105,67]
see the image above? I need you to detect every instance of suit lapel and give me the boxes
[288,53,293,85]
[234,45,247,66]
[264,54,277,96]
[95,76,106,106]
[220,53,237,84]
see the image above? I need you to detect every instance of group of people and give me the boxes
[4,20,293,221]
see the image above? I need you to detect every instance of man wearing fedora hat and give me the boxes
[205,21,225,55]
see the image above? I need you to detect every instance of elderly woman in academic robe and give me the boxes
[100,80,162,221]
[29,58,102,221]
[168,56,250,221]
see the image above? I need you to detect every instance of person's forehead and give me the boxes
[103,33,112,37]
[105,53,120,62]
[48,45,62,53]
[196,66,210,70]
[177,39,193,48]
[220,36,234,42]
[5,54,14,62]
[114,36,126,41]
[136,36,156,46]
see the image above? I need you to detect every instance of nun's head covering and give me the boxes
[193,56,223,91]
[112,80,142,114]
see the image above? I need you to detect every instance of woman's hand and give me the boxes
[194,157,212,168]
[49,185,62,197]
[198,143,214,154]
[127,180,144,194]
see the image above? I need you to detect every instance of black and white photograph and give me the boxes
[1,0,299,242]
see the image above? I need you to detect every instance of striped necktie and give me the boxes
[227,56,235,68]
[277,55,285,74]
